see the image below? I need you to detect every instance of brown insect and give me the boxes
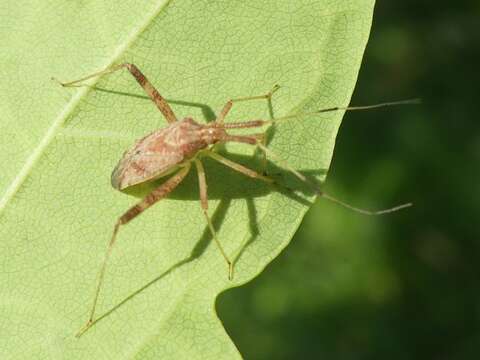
[56,63,416,337]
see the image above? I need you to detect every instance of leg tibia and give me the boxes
[216,84,280,123]
[55,63,177,123]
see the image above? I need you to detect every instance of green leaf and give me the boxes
[0,0,374,358]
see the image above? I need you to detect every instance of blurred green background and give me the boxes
[218,2,480,359]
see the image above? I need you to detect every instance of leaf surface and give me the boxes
[0,0,374,358]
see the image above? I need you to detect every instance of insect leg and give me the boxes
[211,134,410,215]
[214,85,281,173]
[254,142,412,215]
[76,164,191,338]
[207,151,274,184]
[55,63,178,123]
[216,84,280,124]
[194,159,234,279]
[216,132,270,174]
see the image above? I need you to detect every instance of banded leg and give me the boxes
[195,159,234,279]
[216,84,280,124]
[56,63,177,123]
[76,164,191,337]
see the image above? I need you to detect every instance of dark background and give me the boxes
[218,2,480,359]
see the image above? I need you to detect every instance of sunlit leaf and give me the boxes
[0,0,374,358]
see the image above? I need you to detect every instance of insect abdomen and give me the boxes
[111,118,210,190]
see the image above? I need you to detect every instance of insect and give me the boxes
[56,63,417,337]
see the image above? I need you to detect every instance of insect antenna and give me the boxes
[218,99,420,130]
[263,98,421,125]
[217,98,419,214]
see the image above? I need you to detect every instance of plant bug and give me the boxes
[55,63,418,337]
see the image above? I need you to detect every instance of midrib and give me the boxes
[0,0,173,212]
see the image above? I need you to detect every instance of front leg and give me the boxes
[216,84,280,124]
[55,63,178,124]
